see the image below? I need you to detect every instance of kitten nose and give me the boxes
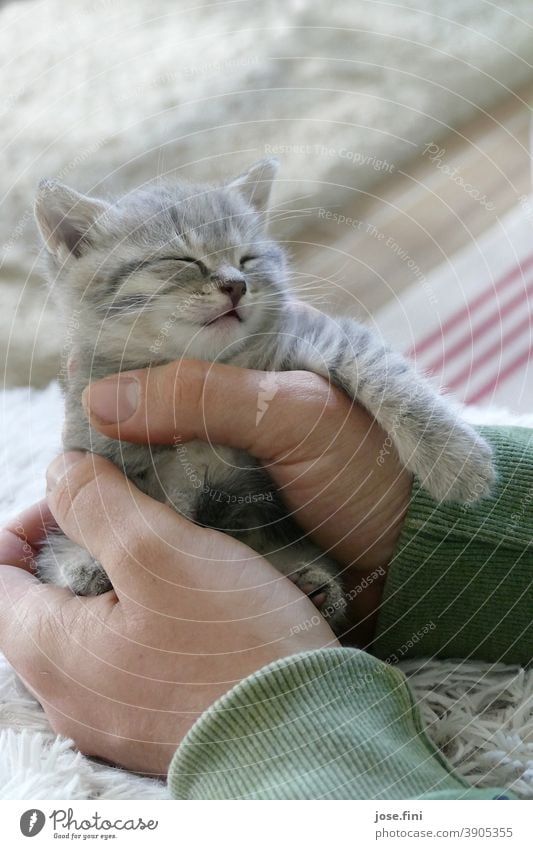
[212,271,247,307]
[221,279,247,307]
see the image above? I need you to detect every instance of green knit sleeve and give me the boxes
[167,648,513,800]
[372,425,533,665]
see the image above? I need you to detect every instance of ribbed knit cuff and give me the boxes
[167,648,511,799]
[372,426,533,665]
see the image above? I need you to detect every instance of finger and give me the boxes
[0,560,117,711]
[0,530,38,572]
[3,499,57,544]
[82,359,337,460]
[0,562,73,665]
[1,501,57,571]
[45,450,205,592]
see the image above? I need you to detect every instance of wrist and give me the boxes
[350,466,413,571]
[339,463,413,647]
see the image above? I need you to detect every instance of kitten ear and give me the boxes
[227,158,279,214]
[34,180,109,259]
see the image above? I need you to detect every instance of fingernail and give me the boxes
[83,376,139,424]
[46,451,86,490]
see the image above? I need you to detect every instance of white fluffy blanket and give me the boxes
[0,383,532,799]
[0,383,169,798]
[2,0,533,387]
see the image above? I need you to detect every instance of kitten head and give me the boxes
[34,159,287,369]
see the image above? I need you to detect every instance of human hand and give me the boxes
[0,454,337,775]
[83,355,413,643]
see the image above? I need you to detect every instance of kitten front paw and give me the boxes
[413,424,495,504]
[37,534,111,595]
[62,558,111,596]
[289,564,346,632]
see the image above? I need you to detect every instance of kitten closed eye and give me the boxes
[240,255,259,267]
[156,256,208,273]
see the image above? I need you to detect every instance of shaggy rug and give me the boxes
[1,0,533,387]
[0,383,531,799]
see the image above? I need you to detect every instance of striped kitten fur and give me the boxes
[34,160,494,632]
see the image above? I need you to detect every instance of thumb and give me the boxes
[82,359,336,460]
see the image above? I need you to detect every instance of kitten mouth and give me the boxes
[205,308,243,326]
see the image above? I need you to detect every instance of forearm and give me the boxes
[372,426,533,665]
[167,648,511,799]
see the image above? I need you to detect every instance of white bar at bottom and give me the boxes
[2,798,532,848]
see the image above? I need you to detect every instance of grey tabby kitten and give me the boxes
[34,159,494,632]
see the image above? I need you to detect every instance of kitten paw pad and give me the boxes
[289,565,346,629]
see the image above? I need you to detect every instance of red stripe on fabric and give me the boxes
[407,252,533,359]
[424,280,533,376]
[465,346,533,405]
[445,313,533,392]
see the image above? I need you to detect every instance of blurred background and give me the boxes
[1,0,532,411]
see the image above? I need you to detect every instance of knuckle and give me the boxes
[107,529,157,584]
[111,532,146,569]
[294,369,331,401]
[51,458,100,525]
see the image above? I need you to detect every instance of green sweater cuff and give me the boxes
[372,426,533,664]
[167,648,512,799]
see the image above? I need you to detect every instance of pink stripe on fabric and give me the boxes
[445,313,533,393]
[424,281,533,376]
[465,346,533,404]
[407,252,533,359]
